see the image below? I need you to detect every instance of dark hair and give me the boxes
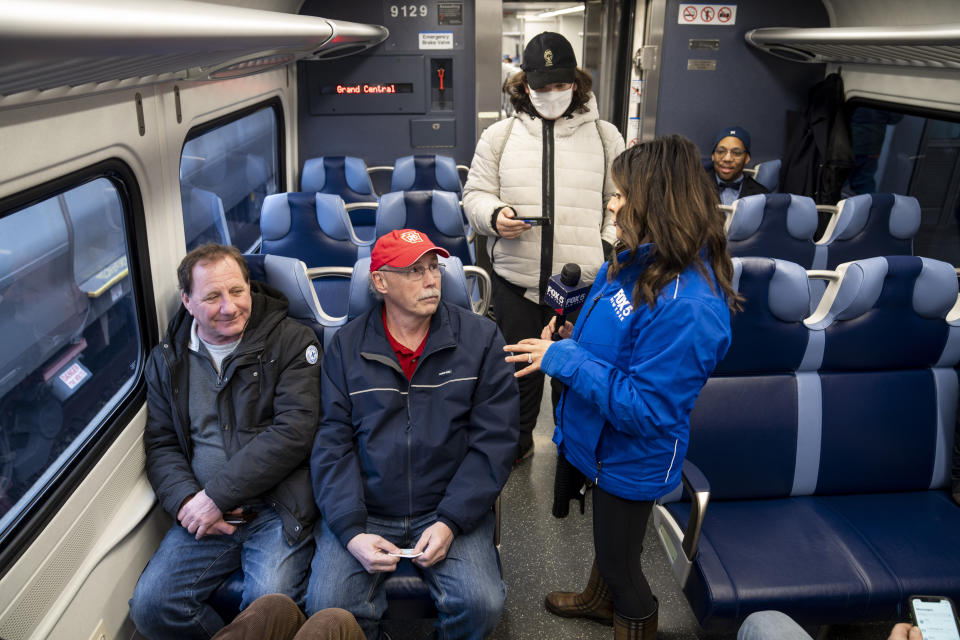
[177,243,249,296]
[504,68,593,119]
[608,135,741,312]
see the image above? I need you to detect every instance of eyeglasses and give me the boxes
[714,147,746,158]
[378,262,445,281]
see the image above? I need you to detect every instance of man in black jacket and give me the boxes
[707,125,770,205]
[306,230,518,639]
[130,244,321,640]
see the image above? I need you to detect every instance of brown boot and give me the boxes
[613,603,658,640]
[544,561,614,625]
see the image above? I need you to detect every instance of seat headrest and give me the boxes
[812,256,956,369]
[261,192,356,243]
[244,254,326,325]
[715,257,813,374]
[379,190,463,236]
[391,155,462,194]
[727,193,817,242]
[348,255,472,321]
[835,193,921,241]
[301,156,375,198]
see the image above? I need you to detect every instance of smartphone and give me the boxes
[519,216,550,226]
[224,510,258,525]
[909,595,960,640]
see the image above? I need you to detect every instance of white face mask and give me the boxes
[529,87,573,120]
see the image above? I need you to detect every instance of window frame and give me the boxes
[0,159,157,576]
[180,97,286,252]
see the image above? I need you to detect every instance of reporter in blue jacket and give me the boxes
[504,135,738,639]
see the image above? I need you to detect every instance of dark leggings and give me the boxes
[592,485,658,619]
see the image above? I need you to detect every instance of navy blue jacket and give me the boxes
[312,300,519,546]
[542,247,732,500]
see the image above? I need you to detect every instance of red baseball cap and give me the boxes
[370,229,450,272]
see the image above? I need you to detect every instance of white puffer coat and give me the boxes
[463,95,624,303]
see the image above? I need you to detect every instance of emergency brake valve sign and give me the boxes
[679,4,737,26]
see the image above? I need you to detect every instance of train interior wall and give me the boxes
[297,0,478,175]
[653,0,829,164]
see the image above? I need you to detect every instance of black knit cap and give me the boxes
[522,32,577,90]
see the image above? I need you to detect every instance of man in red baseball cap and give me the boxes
[308,229,519,638]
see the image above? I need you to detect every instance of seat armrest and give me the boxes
[679,460,710,562]
[653,460,710,587]
[463,266,492,317]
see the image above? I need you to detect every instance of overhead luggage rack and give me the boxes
[0,0,388,104]
[745,25,960,68]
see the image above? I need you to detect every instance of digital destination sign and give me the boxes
[321,82,414,95]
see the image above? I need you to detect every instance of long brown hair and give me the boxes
[608,134,741,311]
[504,68,593,119]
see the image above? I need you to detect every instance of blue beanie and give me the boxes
[713,126,751,155]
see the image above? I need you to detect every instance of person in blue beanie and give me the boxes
[708,125,769,205]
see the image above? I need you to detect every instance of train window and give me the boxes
[0,177,141,538]
[180,104,281,254]
[847,105,960,266]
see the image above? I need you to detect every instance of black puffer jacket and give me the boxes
[143,282,321,544]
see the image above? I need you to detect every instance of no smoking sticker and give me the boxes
[678,4,736,26]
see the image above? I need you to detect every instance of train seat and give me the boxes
[823,193,921,269]
[375,190,473,265]
[754,159,781,191]
[386,154,464,198]
[181,187,231,251]
[300,156,378,241]
[656,255,960,632]
[260,192,371,319]
[726,193,825,269]
[744,158,781,192]
[242,253,336,345]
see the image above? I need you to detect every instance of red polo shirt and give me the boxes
[382,307,428,380]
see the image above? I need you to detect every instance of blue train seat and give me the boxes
[260,192,370,319]
[375,190,473,265]
[657,255,960,632]
[388,154,464,198]
[746,159,781,192]
[824,193,921,268]
[726,193,824,269]
[300,156,378,241]
[242,253,336,344]
[181,187,231,251]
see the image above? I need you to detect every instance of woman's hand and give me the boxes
[541,317,574,341]
[496,207,532,239]
[503,338,554,377]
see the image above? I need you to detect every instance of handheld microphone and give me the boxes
[544,263,590,340]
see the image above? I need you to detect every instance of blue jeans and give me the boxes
[130,508,313,639]
[738,611,814,640]
[305,510,504,640]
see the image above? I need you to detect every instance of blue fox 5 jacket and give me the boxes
[541,247,732,501]
[312,300,520,547]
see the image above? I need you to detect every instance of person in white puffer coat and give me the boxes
[463,31,624,463]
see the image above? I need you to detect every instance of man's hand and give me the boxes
[412,522,454,568]
[888,623,923,640]
[177,490,233,539]
[347,533,401,573]
[496,208,531,239]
